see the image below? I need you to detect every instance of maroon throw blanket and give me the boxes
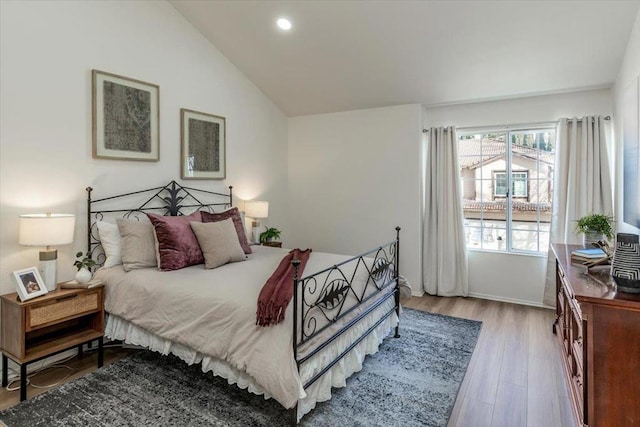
[257,248,312,327]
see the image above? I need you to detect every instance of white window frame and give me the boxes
[458,124,556,255]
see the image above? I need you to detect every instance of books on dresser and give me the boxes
[572,248,607,259]
[570,247,610,272]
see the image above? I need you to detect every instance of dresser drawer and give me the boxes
[27,291,99,330]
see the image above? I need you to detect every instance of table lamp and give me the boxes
[245,201,269,244]
[19,213,76,291]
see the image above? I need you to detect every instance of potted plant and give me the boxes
[575,213,614,246]
[259,227,281,244]
[74,251,96,284]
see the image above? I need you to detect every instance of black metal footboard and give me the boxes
[289,227,401,424]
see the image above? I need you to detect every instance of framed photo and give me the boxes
[181,108,226,179]
[12,267,48,301]
[92,70,160,161]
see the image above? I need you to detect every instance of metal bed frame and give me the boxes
[86,181,401,424]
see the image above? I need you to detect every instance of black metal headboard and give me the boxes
[87,180,232,265]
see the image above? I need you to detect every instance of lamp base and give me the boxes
[39,250,58,291]
[252,221,262,244]
[252,228,261,244]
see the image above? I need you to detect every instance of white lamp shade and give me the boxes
[245,201,269,219]
[19,214,76,246]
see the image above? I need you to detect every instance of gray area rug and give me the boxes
[0,308,481,427]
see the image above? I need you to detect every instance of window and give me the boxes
[493,171,528,198]
[458,128,555,254]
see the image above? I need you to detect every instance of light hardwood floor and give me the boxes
[1,295,577,426]
[404,295,577,427]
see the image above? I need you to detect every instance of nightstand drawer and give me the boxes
[27,291,99,329]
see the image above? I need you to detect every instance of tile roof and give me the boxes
[458,138,554,169]
[463,199,552,212]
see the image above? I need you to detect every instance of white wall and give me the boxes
[425,88,612,128]
[613,9,640,235]
[424,88,613,306]
[287,105,423,293]
[0,0,289,296]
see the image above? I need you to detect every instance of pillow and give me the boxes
[96,221,122,268]
[116,218,157,271]
[201,208,252,254]
[190,219,247,269]
[147,211,204,271]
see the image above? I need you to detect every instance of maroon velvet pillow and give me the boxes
[146,211,204,271]
[201,208,252,254]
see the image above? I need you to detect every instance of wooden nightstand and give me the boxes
[262,241,282,248]
[0,285,105,401]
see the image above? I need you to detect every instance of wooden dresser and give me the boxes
[552,244,640,427]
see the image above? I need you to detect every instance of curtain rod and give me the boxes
[422,115,611,133]
[566,115,611,122]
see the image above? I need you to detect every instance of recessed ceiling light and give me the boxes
[277,18,292,31]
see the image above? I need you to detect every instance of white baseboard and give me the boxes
[467,292,551,309]
[401,288,553,310]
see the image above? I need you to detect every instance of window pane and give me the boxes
[459,132,507,252]
[458,129,554,254]
[464,224,483,248]
[508,130,555,253]
[481,222,507,251]
[512,172,528,197]
[512,230,541,252]
[494,173,507,197]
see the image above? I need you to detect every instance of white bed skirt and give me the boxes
[105,299,398,421]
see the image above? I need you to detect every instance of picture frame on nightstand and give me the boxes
[11,266,48,301]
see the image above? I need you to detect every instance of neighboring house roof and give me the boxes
[458,138,554,169]
[463,199,552,213]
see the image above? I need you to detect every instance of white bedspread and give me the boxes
[94,245,396,410]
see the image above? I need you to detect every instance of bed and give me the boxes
[86,181,403,423]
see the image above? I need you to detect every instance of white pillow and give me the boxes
[116,218,157,271]
[96,221,122,268]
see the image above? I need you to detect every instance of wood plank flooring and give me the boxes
[1,295,577,426]
[404,295,577,427]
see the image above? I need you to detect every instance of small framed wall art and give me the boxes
[92,70,160,161]
[12,267,48,301]
[181,108,226,179]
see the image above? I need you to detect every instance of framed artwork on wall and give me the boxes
[12,267,48,301]
[623,75,640,228]
[92,70,160,161]
[181,108,226,180]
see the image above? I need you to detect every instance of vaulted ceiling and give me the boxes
[171,1,640,117]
